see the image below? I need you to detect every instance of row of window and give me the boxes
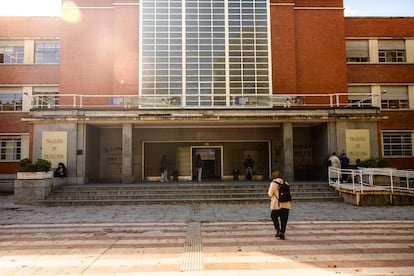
[346,39,409,63]
[0,42,60,64]
[0,85,410,111]
[0,88,58,111]
[348,85,410,110]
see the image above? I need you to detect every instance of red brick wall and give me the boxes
[294,9,347,93]
[380,111,414,130]
[378,112,414,168]
[270,4,297,92]
[0,113,29,133]
[346,16,414,169]
[0,17,60,37]
[0,16,59,174]
[348,64,414,84]
[345,17,414,37]
[60,7,114,96]
[0,113,30,174]
[0,65,59,84]
[271,0,347,94]
[0,162,21,174]
[295,0,343,7]
[112,4,139,95]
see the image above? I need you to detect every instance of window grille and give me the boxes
[0,136,21,161]
[383,132,413,157]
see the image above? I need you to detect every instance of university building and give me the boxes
[0,0,413,186]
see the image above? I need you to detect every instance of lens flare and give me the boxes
[61,0,81,23]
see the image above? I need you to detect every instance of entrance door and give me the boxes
[191,147,222,181]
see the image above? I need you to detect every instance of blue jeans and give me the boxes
[197,167,202,182]
[245,167,253,179]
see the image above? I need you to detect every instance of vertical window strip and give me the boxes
[139,0,270,108]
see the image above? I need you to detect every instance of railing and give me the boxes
[29,92,376,110]
[328,166,414,194]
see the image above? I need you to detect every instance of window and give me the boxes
[0,88,23,111]
[140,0,271,108]
[378,40,406,62]
[33,87,59,109]
[35,42,60,64]
[383,132,413,157]
[347,86,372,107]
[346,40,369,62]
[381,86,409,109]
[0,45,24,64]
[0,136,21,161]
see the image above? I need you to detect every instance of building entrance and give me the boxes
[191,147,222,181]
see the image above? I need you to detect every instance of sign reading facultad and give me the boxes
[346,129,370,164]
[42,131,67,168]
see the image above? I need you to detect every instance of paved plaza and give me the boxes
[1,195,414,275]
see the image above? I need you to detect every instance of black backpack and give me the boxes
[278,180,292,202]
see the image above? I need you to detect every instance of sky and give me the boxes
[344,0,414,16]
[0,0,413,17]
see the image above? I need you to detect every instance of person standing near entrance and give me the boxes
[244,155,254,180]
[339,152,350,182]
[328,152,341,182]
[196,154,203,182]
[160,155,168,182]
[268,171,291,240]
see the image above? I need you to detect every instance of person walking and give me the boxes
[244,155,254,180]
[160,155,168,182]
[268,171,291,240]
[195,154,203,182]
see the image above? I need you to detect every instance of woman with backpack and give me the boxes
[268,171,292,240]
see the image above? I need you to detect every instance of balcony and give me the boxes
[29,93,376,110]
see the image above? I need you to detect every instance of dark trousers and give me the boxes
[271,208,290,233]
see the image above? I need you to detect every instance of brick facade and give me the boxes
[0,1,413,175]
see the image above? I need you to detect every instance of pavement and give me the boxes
[1,195,414,275]
[1,194,413,224]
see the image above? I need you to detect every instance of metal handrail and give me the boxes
[328,166,414,194]
[29,92,376,110]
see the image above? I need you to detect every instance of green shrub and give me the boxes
[34,159,52,172]
[359,157,392,168]
[19,158,32,170]
[19,158,51,172]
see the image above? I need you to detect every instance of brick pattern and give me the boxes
[1,220,413,274]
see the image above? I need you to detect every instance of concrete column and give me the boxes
[24,39,34,64]
[369,39,378,63]
[281,122,294,181]
[371,85,381,108]
[76,123,86,184]
[122,123,134,183]
[406,40,414,63]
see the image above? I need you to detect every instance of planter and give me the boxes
[14,171,54,205]
[17,171,53,180]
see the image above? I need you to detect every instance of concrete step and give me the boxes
[36,181,340,206]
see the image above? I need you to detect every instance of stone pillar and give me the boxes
[122,123,134,183]
[281,122,294,181]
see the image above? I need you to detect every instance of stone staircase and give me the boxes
[34,181,341,206]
